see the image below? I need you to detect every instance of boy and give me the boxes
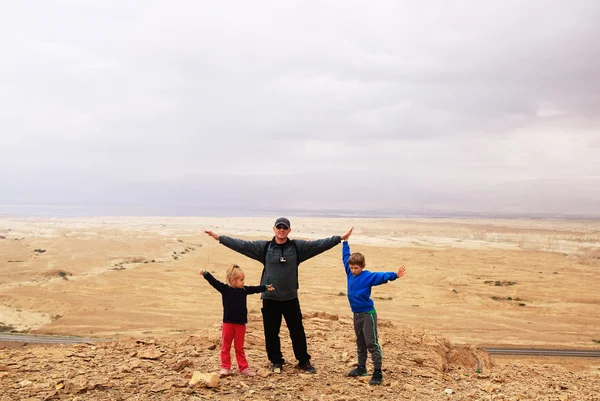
[342,231,406,385]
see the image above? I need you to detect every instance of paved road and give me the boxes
[485,347,600,358]
[0,333,106,344]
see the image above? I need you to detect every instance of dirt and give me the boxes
[1,216,600,399]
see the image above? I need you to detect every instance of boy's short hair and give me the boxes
[348,252,366,268]
[226,264,243,284]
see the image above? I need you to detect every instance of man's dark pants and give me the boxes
[261,298,310,365]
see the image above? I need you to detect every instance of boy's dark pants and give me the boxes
[353,310,382,369]
[262,298,310,365]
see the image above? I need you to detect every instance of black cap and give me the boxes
[274,217,291,229]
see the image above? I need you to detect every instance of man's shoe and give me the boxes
[219,368,231,376]
[348,365,368,377]
[369,369,383,385]
[296,362,317,374]
[271,363,282,374]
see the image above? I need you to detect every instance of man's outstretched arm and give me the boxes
[295,227,353,263]
[204,230,266,262]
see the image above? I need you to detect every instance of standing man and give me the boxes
[205,217,353,374]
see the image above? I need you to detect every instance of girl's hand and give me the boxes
[267,284,275,291]
[396,265,406,278]
[198,269,205,276]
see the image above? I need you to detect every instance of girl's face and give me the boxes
[230,272,245,288]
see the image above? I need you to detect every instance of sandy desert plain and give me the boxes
[1,216,600,400]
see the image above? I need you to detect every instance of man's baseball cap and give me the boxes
[274,217,291,229]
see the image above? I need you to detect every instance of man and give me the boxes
[205,217,353,374]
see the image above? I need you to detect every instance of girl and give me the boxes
[199,264,274,376]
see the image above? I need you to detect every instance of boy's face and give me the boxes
[230,273,245,288]
[349,264,364,277]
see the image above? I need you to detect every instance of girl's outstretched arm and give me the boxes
[199,269,228,293]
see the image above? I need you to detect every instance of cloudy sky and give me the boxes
[1,0,599,216]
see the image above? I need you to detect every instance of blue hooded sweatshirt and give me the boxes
[342,241,398,313]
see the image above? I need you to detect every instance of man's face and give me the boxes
[350,264,364,277]
[273,224,290,240]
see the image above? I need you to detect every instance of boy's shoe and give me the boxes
[296,361,317,374]
[369,369,383,385]
[240,368,256,377]
[348,365,368,377]
[219,368,231,376]
[271,363,283,374]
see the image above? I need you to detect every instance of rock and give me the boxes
[257,368,270,378]
[64,376,87,394]
[18,380,33,387]
[483,383,500,393]
[137,347,162,360]
[150,380,173,392]
[188,371,219,388]
[404,384,416,391]
[444,388,453,394]
[171,359,194,371]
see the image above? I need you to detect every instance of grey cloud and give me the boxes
[1,0,599,216]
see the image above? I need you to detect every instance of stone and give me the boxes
[188,371,219,388]
[137,347,162,360]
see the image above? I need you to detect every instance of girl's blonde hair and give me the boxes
[225,264,243,284]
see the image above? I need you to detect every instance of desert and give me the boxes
[1,216,599,400]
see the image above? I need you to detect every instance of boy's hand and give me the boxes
[341,227,354,241]
[198,269,205,276]
[267,284,275,291]
[204,230,219,241]
[396,265,406,278]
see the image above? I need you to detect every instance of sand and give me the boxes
[2,216,600,399]
[1,216,599,347]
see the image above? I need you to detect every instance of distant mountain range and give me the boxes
[1,173,599,218]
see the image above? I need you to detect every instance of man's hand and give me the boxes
[266,284,275,291]
[396,265,406,278]
[204,230,219,241]
[341,227,354,241]
[198,269,205,276]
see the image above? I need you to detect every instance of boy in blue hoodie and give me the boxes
[342,229,406,385]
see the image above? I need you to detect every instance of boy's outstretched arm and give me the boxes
[342,241,352,275]
[364,270,403,287]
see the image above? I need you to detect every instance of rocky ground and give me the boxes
[2,312,599,401]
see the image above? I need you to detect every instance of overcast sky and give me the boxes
[1,0,599,216]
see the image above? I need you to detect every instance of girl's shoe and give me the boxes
[219,368,231,376]
[240,368,256,376]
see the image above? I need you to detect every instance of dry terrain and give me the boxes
[1,216,599,400]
